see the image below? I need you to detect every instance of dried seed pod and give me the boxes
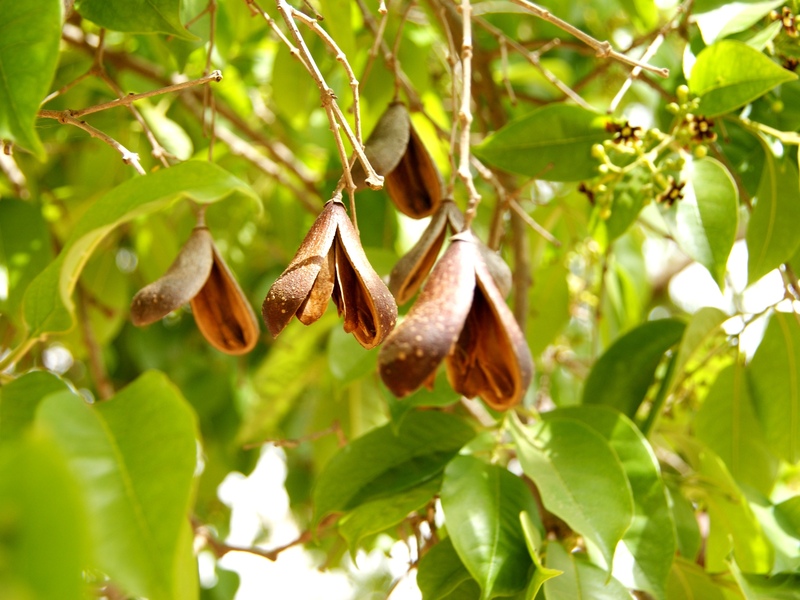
[131,227,215,326]
[478,245,512,299]
[389,200,462,304]
[379,238,475,396]
[445,237,533,410]
[349,103,411,190]
[131,227,260,355]
[379,231,533,409]
[263,199,397,349]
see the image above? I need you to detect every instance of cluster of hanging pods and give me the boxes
[130,103,533,410]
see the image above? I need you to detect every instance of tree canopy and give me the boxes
[1,0,800,598]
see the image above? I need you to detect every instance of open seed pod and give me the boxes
[262,199,397,349]
[389,200,512,304]
[349,102,444,219]
[379,231,532,409]
[131,226,260,355]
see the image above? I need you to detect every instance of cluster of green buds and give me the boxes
[667,85,718,158]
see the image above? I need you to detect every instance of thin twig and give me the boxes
[457,0,482,230]
[509,199,561,246]
[242,420,345,449]
[506,0,669,77]
[38,110,146,174]
[203,0,219,159]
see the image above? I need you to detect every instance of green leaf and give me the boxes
[543,542,631,600]
[0,370,70,443]
[666,485,702,561]
[582,318,686,418]
[527,259,570,355]
[669,307,729,386]
[0,199,53,321]
[746,141,800,284]
[328,325,378,385]
[696,363,778,495]
[553,406,675,600]
[440,455,537,600]
[36,371,200,600]
[520,511,562,600]
[22,161,257,339]
[774,496,800,539]
[318,0,355,63]
[679,438,773,573]
[617,0,658,31]
[666,556,726,600]
[732,566,800,600]
[0,0,62,159]
[693,0,785,45]
[510,414,634,571]
[381,372,461,430]
[669,157,738,287]
[689,40,797,117]
[338,477,439,555]
[473,105,609,182]
[748,312,800,464]
[313,411,475,522]
[0,437,89,600]
[417,537,479,600]
[75,0,195,39]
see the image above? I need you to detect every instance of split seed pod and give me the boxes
[350,102,444,219]
[379,231,532,410]
[262,199,397,349]
[131,226,260,355]
[389,200,512,304]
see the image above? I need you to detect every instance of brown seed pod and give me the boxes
[389,200,512,303]
[349,103,444,219]
[379,231,532,409]
[131,227,260,355]
[263,199,397,349]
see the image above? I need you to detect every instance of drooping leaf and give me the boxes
[669,157,738,287]
[417,537,479,600]
[0,370,70,443]
[543,542,631,600]
[689,40,797,117]
[22,161,257,339]
[440,455,538,600]
[36,371,200,600]
[693,0,785,45]
[473,105,609,181]
[75,0,195,39]
[553,406,675,600]
[313,411,474,522]
[0,437,90,600]
[696,363,778,495]
[510,414,634,571]
[338,477,439,555]
[582,318,686,418]
[746,141,800,284]
[748,311,800,464]
[0,0,62,159]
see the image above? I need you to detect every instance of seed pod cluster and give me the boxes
[131,226,260,355]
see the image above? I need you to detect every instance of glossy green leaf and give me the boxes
[339,477,439,555]
[22,161,258,338]
[669,157,738,287]
[520,511,562,600]
[510,414,634,571]
[0,0,61,159]
[417,537,479,600]
[553,406,675,600]
[473,105,609,181]
[582,318,686,418]
[440,455,537,600]
[0,370,70,443]
[746,142,800,284]
[36,371,200,600]
[680,438,773,573]
[696,363,778,495]
[543,542,631,600]
[0,437,89,600]
[313,411,474,522]
[689,40,797,117]
[693,0,784,45]
[748,312,800,464]
[75,0,195,39]
[0,200,53,320]
[666,557,726,600]
[670,307,728,383]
